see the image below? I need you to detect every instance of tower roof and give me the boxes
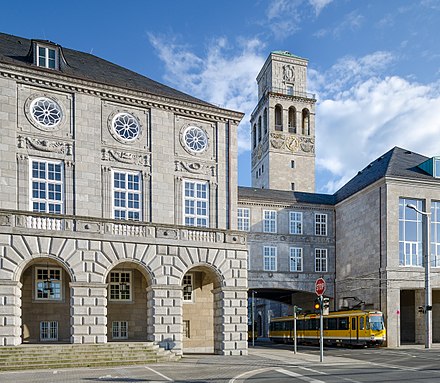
[271,50,306,60]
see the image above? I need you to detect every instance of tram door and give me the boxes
[350,317,359,344]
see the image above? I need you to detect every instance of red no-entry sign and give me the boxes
[315,278,326,296]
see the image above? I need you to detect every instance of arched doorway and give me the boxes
[106,262,150,342]
[21,258,72,343]
[182,265,222,353]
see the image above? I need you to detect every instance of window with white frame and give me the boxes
[30,159,63,214]
[263,246,277,271]
[431,201,440,267]
[290,247,303,272]
[237,208,250,231]
[289,212,303,234]
[40,321,58,341]
[37,45,57,69]
[35,267,62,300]
[315,213,327,236]
[315,248,328,272]
[112,171,142,221]
[399,198,423,266]
[112,321,128,339]
[263,210,277,233]
[109,271,131,301]
[183,180,209,227]
[182,274,193,302]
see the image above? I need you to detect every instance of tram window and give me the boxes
[352,317,357,330]
[360,316,365,330]
[338,317,349,330]
[326,318,337,330]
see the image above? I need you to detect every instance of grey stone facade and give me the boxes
[0,33,247,355]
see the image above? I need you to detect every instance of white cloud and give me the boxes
[308,0,333,16]
[312,52,440,193]
[148,34,266,154]
[314,10,364,39]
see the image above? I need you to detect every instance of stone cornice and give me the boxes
[0,63,244,124]
[238,199,335,211]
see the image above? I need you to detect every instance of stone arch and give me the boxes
[181,263,224,354]
[20,255,73,343]
[14,254,75,283]
[105,259,152,342]
[275,104,283,131]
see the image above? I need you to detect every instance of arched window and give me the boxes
[263,108,268,134]
[275,105,283,131]
[253,124,257,148]
[288,106,296,133]
[302,109,310,135]
[258,116,262,142]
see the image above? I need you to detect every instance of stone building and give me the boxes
[0,32,248,355]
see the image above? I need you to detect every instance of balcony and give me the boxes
[0,210,246,246]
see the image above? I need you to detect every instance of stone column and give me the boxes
[214,286,248,356]
[415,289,425,345]
[147,285,182,354]
[0,280,22,346]
[70,282,107,344]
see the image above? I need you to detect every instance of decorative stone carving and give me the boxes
[101,148,150,167]
[285,136,299,153]
[174,160,215,176]
[283,65,295,82]
[270,133,285,149]
[300,137,315,153]
[21,136,72,155]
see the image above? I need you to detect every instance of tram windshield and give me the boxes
[368,314,384,331]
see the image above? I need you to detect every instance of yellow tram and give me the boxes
[269,309,386,347]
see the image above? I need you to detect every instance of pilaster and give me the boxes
[0,280,22,346]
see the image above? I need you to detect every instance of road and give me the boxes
[1,341,440,382]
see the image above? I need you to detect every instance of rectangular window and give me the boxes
[112,171,142,221]
[287,85,294,95]
[290,160,295,169]
[183,274,193,302]
[237,208,250,231]
[315,213,327,236]
[40,321,58,341]
[289,212,303,234]
[183,180,209,227]
[37,46,57,69]
[432,201,440,267]
[263,210,277,233]
[399,198,423,266]
[264,246,277,271]
[30,159,64,214]
[291,183,295,191]
[112,321,128,339]
[35,267,62,300]
[290,247,303,272]
[109,271,132,301]
[315,248,328,272]
[183,320,190,338]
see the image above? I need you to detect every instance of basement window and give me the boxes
[112,321,128,339]
[40,321,58,341]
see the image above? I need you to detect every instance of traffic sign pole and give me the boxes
[315,278,326,363]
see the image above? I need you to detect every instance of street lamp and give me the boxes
[406,203,432,349]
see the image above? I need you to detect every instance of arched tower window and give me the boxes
[275,105,283,131]
[288,106,296,133]
[302,108,310,135]
[263,108,268,134]
[258,116,262,142]
[253,124,257,148]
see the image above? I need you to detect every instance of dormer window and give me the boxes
[38,45,57,69]
[418,156,440,178]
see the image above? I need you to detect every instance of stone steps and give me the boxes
[0,342,180,371]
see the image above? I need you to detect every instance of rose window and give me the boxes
[184,126,208,153]
[112,113,140,141]
[30,97,62,128]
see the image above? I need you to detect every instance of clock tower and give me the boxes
[250,51,316,192]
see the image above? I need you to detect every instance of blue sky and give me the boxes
[5,0,440,193]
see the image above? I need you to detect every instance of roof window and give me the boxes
[418,157,440,178]
[32,41,60,70]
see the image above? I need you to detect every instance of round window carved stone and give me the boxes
[183,126,208,153]
[30,97,63,129]
[111,112,140,141]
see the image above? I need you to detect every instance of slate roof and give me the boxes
[0,32,217,108]
[238,186,336,206]
[239,147,438,207]
[334,147,434,203]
